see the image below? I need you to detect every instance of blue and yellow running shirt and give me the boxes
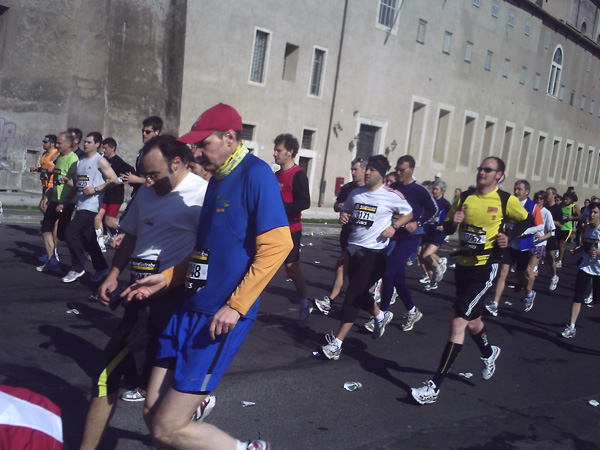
[445,188,528,267]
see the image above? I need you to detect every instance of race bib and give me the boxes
[582,238,599,253]
[352,203,377,228]
[129,258,160,284]
[39,169,48,181]
[460,225,487,252]
[77,174,90,191]
[185,248,209,294]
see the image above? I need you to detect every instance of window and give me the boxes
[485,51,493,71]
[241,124,255,141]
[545,31,551,49]
[559,85,565,101]
[301,129,316,150]
[492,4,499,17]
[547,46,563,97]
[570,90,575,106]
[249,29,270,84]
[520,67,526,85]
[580,96,586,110]
[282,43,299,82]
[473,0,480,6]
[534,73,541,90]
[309,47,326,97]
[417,20,427,44]
[503,59,510,78]
[508,13,515,27]
[525,22,531,36]
[587,58,592,73]
[591,100,596,114]
[465,42,473,62]
[443,32,452,54]
[378,0,397,28]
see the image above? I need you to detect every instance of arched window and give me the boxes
[547,46,563,97]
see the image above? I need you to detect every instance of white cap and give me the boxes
[435,172,442,178]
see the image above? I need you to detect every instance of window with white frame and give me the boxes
[485,51,493,71]
[547,46,563,97]
[249,28,271,84]
[443,32,452,54]
[520,67,526,84]
[508,13,515,27]
[492,4,499,17]
[465,42,473,62]
[308,47,326,97]
[301,129,316,150]
[473,0,480,6]
[590,100,595,114]
[570,90,575,106]
[503,59,510,77]
[377,0,397,29]
[545,31,550,49]
[534,73,541,90]
[587,58,592,72]
[417,19,426,44]
[581,96,586,110]
[525,22,531,36]
[559,85,565,100]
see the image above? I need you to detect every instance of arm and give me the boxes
[82,157,118,195]
[284,171,311,215]
[97,234,137,305]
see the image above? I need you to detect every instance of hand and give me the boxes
[120,172,133,183]
[380,226,396,239]
[591,247,598,258]
[339,211,350,225]
[98,277,118,306]
[82,186,96,195]
[112,233,125,249]
[405,222,417,233]
[55,203,64,214]
[453,206,465,225]
[209,304,241,340]
[121,274,167,302]
[496,232,508,248]
[30,166,37,172]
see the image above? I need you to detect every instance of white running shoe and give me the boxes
[372,311,393,339]
[411,380,439,405]
[485,302,498,317]
[121,387,145,402]
[321,333,341,360]
[315,296,332,315]
[401,309,423,331]
[61,269,85,283]
[524,291,536,312]
[561,325,576,338]
[481,346,501,380]
[244,441,270,450]
[191,394,216,421]
[419,275,431,284]
[364,317,375,333]
[549,275,559,291]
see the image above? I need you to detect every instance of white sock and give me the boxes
[408,306,416,314]
[375,311,385,322]
[335,337,343,348]
[236,440,247,450]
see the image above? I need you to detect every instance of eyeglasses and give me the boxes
[142,129,154,135]
[534,196,544,200]
[477,167,499,173]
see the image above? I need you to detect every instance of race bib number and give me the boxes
[186,248,209,294]
[77,174,90,191]
[352,203,377,228]
[460,225,487,252]
[583,238,599,253]
[129,258,160,284]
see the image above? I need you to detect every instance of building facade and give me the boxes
[2,0,600,205]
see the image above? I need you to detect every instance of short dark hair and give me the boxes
[589,201,600,212]
[102,137,117,150]
[533,190,546,201]
[143,116,163,132]
[44,134,57,143]
[563,192,572,200]
[141,135,190,164]
[274,133,300,157]
[396,155,415,168]
[515,179,530,193]
[482,156,505,174]
[67,127,83,144]
[87,132,103,145]
[546,187,557,195]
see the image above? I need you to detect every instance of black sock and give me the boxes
[471,326,492,358]
[432,341,462,388]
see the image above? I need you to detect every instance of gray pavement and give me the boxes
[0,224,599,449]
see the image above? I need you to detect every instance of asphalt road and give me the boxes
[1,224,599,450]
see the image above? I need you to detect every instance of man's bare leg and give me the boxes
[80,393,117,450]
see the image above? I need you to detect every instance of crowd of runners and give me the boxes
[27,103,599,450]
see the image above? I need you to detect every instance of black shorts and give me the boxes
[284,230,302,264]
[454,263,499,320]
[421,233,445,248]
[501,247,531,272]
[573,270,600,304]
[546,236,558,251]
[557,229,572,242]
[41,201,75,241]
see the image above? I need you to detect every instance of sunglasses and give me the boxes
[477,167,499,173]
[142,129,154,135]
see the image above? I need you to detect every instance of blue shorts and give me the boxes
[157,306,254,393]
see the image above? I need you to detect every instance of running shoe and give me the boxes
[401,309,423,331]
[297,301,313,328]
[191,394,216,422]
[315,296,332,315]
[439,257,448,274]
[411,380,439,405]
[485,302,498,317]
[372,311,393,339]
[121,387,146,402]
[434,266,444,283]
[90,267,110,283]
[561,325,576,338]
[38,254,49,263]
[321,333,341,360]
[61,269,85,283]
[419,275,431,284]
[584,293,593,305]
[524,290,536,312]
[423,282,438,292]
[549,275,559,291]
[481,345,501,380]
[390,288,397,305]
[244,441,270,450]
[370,279,382,303]
[364,317,375,333]
[556,260,562,269]
[36,258,60,273]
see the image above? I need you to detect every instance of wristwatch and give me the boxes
[391,222,399,230]
[94,186,99,193]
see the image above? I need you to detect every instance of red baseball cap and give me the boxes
[177,103,242,144]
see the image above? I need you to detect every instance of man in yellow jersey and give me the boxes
[411,157,528,405]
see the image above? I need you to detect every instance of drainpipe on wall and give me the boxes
[318,0,348,207]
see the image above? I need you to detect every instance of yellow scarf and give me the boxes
[214,141,249,180]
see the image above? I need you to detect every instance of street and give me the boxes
[0,223,599,450]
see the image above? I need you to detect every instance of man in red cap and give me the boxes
[121,103,292,450]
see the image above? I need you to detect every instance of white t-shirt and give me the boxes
[119,172,208,272]
[342,185,412,250]
[579,224,600,276]
[534,207,556,247]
